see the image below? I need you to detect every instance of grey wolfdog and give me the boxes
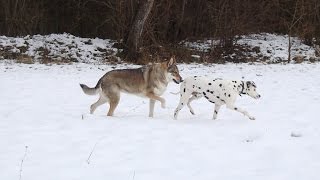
[80,57,183,117]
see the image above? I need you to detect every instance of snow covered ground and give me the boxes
[1,61,320,180]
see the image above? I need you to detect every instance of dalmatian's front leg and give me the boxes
[187,93,202,115]
[212,104,221,120]
[226,104,255,120]
[174,93,190,120]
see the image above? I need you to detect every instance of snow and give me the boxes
[1,61,320,180]
[238,33,316,62]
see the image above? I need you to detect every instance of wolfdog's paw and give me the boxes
[160,100,166,108]
[161,102,166,108]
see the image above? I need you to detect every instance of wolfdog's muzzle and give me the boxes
[173,76,183,84]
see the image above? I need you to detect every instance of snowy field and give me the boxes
[1,61,320,180]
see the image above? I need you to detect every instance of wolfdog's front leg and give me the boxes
[149,99,156,117]
[146,93,166,108]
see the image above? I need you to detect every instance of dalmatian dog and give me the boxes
[173,76,261,120]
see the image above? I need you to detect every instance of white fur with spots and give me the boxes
[173,76,261,120]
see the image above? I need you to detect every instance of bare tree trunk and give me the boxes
[287,0,304,63]
[174,0,186,41]
[288,33,292,62]
[125,0,154,63]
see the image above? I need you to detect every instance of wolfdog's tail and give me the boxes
[80,79,101,95]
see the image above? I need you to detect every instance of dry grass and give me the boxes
[16,54,34,64]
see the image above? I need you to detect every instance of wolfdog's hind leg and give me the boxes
[107,94,120,116]
[90,95,107,114]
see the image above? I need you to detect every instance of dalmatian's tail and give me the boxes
[170,91,180,95]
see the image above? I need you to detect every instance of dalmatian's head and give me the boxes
[245,81,261,99]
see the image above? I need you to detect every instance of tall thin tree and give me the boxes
[125,0,154,63]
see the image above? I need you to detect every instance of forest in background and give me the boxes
[1,0,320,63]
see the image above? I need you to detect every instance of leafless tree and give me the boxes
[124,0,154,63]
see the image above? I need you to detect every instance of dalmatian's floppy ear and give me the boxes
[246,81,251,87]
[246,81,256,88]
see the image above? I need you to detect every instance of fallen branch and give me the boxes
[19,146,28,180]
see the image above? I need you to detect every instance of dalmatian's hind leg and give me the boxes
[212,104,221,120]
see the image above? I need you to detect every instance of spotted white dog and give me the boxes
[173,76,261,120]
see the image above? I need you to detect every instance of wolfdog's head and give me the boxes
[164,56,183,84]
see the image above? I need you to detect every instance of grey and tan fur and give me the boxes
[80,57,182,117]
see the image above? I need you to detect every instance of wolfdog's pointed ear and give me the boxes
[167,56,176,66]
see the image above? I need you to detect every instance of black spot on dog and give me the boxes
[203,92,206,96]
[210,91,214,94]
[198,87,201,90]
[193,85,195,88]
[221,99,225,102]
[224,93,227,96]
[194,76,197,78]
[228,94,231,97]
[234,107,238,110]
[181,103,184,105]
[205,96,209,99]
[208,83,212,85]
[219,84,222,87]
[207,90,210,92]
[183,88,186,92]
[234,85,236,88]
[216,96,220,99]
[214,110,218,114]
[209,100,215,104]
